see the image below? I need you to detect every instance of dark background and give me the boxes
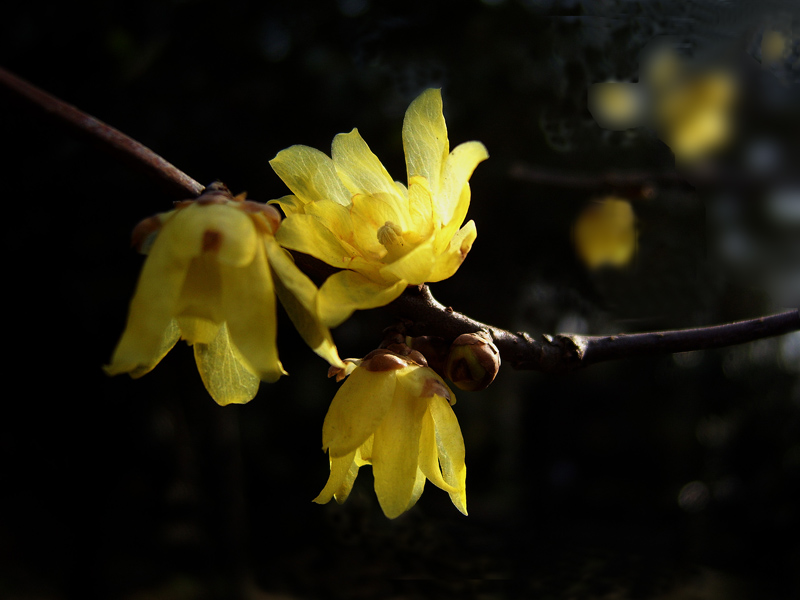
[2,1,800,598]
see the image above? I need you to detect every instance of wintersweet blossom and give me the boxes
[269,88,488,327]
[105,184,343,406]
[314,349,467,519]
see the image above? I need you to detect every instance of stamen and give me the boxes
[377,221,403,247]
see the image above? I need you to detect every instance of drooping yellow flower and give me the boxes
[314,349,467,519]
[269,88,488,327]
[105,184,343,406]
[573,197,637,269]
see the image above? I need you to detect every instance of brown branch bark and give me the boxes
[4,65,797,372]
[390,285,800,373]
[0,66,204,199]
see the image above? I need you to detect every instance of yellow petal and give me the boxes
[270,144,351,206]
[104,317,180,378]
[404,468,427,513]
[265,238,343,368]
[371,386,429,519]
[313,450,360,505]
[317,270,407,328]
[303,200,357,245]
[220,242,286,382]
[378,236,436,284]
[418,409,460,493]
[332,129,403,203]
[355,436,374,466]
[435,182,471,255]
[193,322,261,406]
[176,254,223,323]
[436,140,488,227]
[402,88,448,194]
[104,218,191,376]
[269,194,307,216]
[428,219,477,283]
[350,191,409,251]
[322,367,397,457]
[276,213,354,269]
[176,315,220,345]
[406,176,435,241]
[172,203,259,267]
[428,394,467,515]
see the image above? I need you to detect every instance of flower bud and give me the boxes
[361,349,409,372]
[444,331,500,391]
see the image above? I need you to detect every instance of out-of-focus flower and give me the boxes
[269,88,488,327]
[105,184,343,406]
[314,349,467,519]
[654,69,737,164]
[589,44,737,164]
[573,197,637,269]
[588,82,645,131]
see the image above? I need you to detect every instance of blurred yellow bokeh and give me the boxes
[588,82,644,130]
[573,197,637,269]
[590,44,738,165]
[761,30,789,65]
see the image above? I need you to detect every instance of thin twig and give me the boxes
[390,285,800,372]
[0,66,204,198]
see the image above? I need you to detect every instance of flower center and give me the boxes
[377,221,402,246]
[377,221,409,262]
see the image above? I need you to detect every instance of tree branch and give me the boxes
[0,66,204,199]
[4,66,797,372]
[390,285,800,372]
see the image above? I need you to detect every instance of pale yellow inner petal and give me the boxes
[332,129,404,203]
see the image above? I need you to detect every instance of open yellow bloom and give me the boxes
[105,185,342,406]
[314,350,467,519]
[269,88,488,327]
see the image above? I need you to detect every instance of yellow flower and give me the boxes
[314,350,467,519]
[105,184,343,406]
[269,88,488,327]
